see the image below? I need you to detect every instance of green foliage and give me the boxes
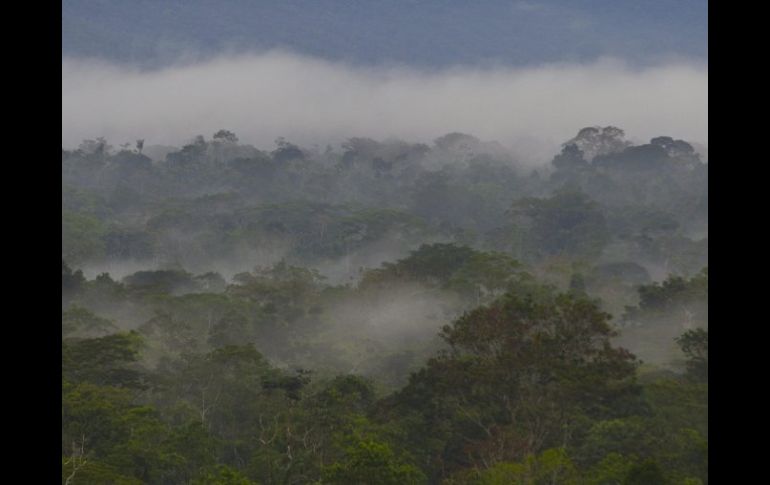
[580,417,652,463]
[321,439,426,485]
[363,243,529,304]
[123,269,200,294]
[623,460,668,485]
[63,332,146,388]
[62,209,107,264]
[510,191,610,261]
[675,329,708,382]
[62,457,143,485]
[261,368,312,401]
[62,260,86,299]
[60,130,707,483]
[62,306,116,337]
[193,465,258,484]
[390,243,477,283]
[618,268,707,366]
[635,268,708,316]
[385,288,642,479]
[583,453,637,485]
[459,448,580,485]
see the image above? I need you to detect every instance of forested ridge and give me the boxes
[62,126,707,484]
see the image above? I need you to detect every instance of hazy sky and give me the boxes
[62,52,707,163]
[63,0,707,68]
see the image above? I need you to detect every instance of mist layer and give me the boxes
[62,52,707,162]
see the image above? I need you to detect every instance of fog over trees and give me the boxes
[62,125,707,483]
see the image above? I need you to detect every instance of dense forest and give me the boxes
[62,126,707,484]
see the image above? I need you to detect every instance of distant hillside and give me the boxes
[62,0,707,67]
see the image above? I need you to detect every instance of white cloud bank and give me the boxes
[62,52,707,163]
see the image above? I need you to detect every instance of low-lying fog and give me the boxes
[63,51,707,165]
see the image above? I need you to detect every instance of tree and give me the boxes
[62,210,107,264]
[509,192,610,261]
[123,269,199,294]
[453,448,580,485]
[62,306,116,337]
[63,260,86,300]
[675,329,708,382]
[192,465,257,484]
[552,143,588,171]
[272,137,305,162]
[623,460,668,485]
[207,310,248,348]
[386,289,641,478]
[322,438,426,485]
[78,137,112,158]
[564,126,630,162]
[166,135,208,166]
[650,136,700,164]
[623,268,708,325]
[595,144,670,171]
[63,331,146,388]
[385,243,476,284]
[213,130,239,144]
